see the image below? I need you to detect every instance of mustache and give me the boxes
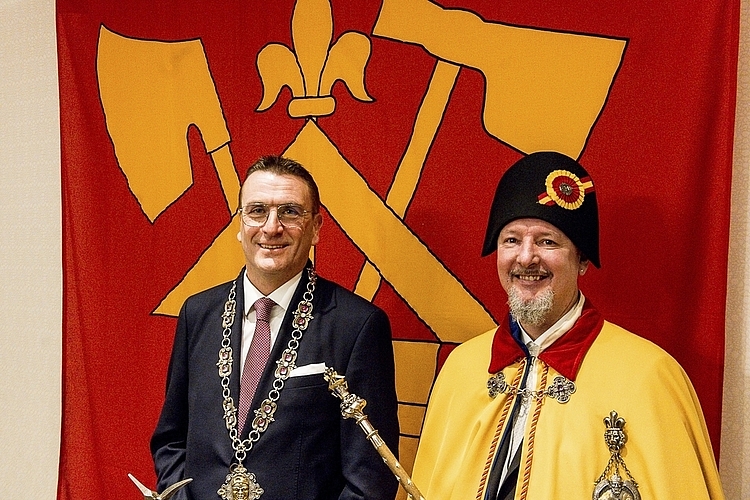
[510,267,550,277]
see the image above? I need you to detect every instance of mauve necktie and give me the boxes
[237,297,275,432]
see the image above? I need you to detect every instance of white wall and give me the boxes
[0,0,61,499]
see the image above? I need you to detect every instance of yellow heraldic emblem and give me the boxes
[97,24,245,308]
[374,0,626,158]
[256,0,373,118]
[96,0,625,487]
[97,25,239,222]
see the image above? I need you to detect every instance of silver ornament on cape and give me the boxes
[593,411,640,500]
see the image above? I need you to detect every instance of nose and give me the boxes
[261,207,284,233]
[516,238,539,267]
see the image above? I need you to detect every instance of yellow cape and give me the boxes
[412,321,724,500]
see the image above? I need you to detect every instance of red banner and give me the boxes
[57,1,739,498]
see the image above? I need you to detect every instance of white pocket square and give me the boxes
[289,362,327,377]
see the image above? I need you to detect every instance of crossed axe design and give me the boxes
[98,0,625,479]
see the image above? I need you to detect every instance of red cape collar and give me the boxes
[488,299,605,381]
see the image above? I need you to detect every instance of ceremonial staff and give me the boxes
[324,367,426,500]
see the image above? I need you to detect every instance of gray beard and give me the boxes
[507,287,555,327]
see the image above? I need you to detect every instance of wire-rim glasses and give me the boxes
[239,203,313,229]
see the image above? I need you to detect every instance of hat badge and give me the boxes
[537,169,595,210]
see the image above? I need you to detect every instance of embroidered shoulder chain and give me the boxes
[487,368,576,404]
[216,267,317,463]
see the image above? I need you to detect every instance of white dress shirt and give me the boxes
[497,292,586,488]
[239,270,303,377]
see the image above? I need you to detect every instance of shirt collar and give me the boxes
[519,292,586,354]
[243,269,303,317]
[489,296,604,381]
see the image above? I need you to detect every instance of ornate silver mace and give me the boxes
[324,366,426,500]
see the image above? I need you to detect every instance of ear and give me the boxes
[579,256,590,275]
[237,230,242,242]
[311,212,323,246]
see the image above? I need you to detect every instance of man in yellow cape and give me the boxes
[411,152,724,500]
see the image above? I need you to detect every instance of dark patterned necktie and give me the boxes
[237,297,275,432]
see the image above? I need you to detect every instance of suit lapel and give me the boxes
[266,272,307,375]
[229,270,253,437]
[239,267,337,436]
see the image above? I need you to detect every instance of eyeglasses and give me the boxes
[239,203,313,229]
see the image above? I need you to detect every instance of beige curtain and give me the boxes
[721,0,750,496]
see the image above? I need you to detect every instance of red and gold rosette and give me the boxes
[537,169,595,210]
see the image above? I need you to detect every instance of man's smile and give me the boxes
[511,269,550,283]
[258,242,287,250]
[516,274,545,281]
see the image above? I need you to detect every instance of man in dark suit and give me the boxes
[151,155,399,500]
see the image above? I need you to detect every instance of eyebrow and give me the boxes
[243,201,304,207]
[499,230,563,239]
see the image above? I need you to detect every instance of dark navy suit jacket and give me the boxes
[151,267,400,500]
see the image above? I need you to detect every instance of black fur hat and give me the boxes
[482,151,600,267]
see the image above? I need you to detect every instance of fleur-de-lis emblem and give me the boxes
[603,410,627,452]
[256,0,373,118]
[594,410,640,499]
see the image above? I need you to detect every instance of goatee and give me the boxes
[507,287,554,327]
